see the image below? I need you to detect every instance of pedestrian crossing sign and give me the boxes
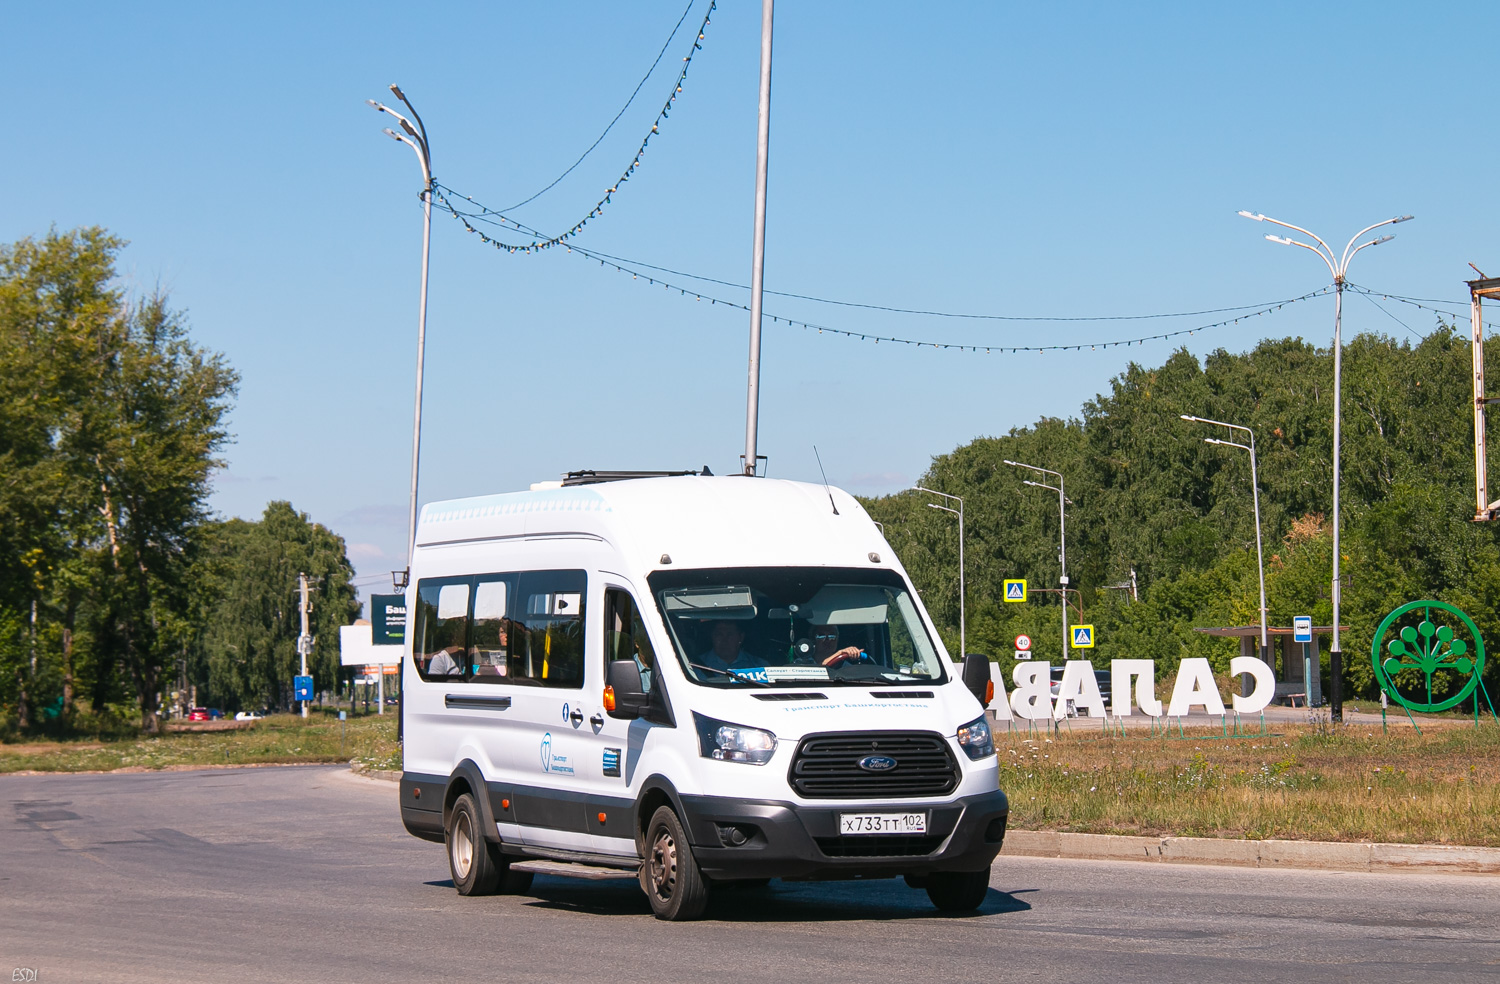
[1004,579,1027,603]
[1071,624,1095,648]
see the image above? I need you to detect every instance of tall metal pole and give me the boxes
[1239,211,1411,723]
[1329,281,1344,718]
[743,0,774,475]
[1005,460,1069,660]
[298,572,310,721]
[1057,477,1068,662]
[1183,416,1269,666]
[912,487,965,658]
[369,86,433,577]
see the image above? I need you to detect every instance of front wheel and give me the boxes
[641,806,710,921]
[925,866,991,912]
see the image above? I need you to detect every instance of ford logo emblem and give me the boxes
[858,755,897,773]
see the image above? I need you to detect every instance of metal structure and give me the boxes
[1372,600,1494,720]
[1468,276,1500,521]
[368,85,433,583]
[742,0,774,476]
[1238,210,1412,721]
[912,487,964,658]
[1004,460,1070,661]
[1182,415,1269,666]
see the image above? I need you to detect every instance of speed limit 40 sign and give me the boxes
[1015,634,1032,651]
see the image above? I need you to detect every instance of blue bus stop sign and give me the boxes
[294,675,314,701]
[1293,616,1312,644]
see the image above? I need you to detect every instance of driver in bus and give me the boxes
[813,624,865,667]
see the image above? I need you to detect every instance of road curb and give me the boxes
[1002,829,1500,875]
[340,766,1499,875]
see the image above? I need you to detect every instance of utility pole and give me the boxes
[298,572,311,720]
[742,0,774,476]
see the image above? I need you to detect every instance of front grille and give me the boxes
[814,835,946,858]
[752,692,827,701]
[871,691,933,699]
[788,731,959,799]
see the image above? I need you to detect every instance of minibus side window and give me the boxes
[468,576,517,682]
[603,588,656,693]
[510,570,587,689]
[413,579,470,680]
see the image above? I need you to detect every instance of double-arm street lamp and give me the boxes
[369,85,433,589]
[1182,415,1269,667]
[912,487,965,659]
[1239,210,1412,720]
[1004,460,1070,661]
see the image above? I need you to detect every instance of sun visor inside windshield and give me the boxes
[800,585,889,625]
[662,585,757,619]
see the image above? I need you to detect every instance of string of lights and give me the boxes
[496,0,701,213]
[435,0,715,255]
[437,188,1318,325]
[1344,283,1500,332]
[433,186,1330,353]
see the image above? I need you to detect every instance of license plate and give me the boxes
[839,812,928,835]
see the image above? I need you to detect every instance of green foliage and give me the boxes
[865,328,1500,705]
[197,503,362,712]
[0,228,239,732]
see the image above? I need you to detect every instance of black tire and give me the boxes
[925,866,991,912]
[641,805,710,921]
[497,863,534,895]
[902,873,929,889]
[447,793,500,896]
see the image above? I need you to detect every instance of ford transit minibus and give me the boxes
[398,473,1008,920]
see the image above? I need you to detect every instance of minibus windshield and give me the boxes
[646,567,949,688]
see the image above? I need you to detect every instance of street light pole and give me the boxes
[912,487,965,659]
[1004,460,1070,661]
[743,0,774,476]
[1239,211,1412,721]
[369,85,433,585]
[1182,415,1269,668]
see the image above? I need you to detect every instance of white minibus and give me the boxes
[398,472,1008,920]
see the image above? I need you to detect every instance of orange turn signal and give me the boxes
[597,812,607,825]
[501,798,510,811]
[985,680,995,705]
[603,685,616,712]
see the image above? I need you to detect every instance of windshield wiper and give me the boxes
[687,662,773,687]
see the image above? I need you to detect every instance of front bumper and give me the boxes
[676,787,1008,881]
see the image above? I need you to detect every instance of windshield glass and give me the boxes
[646,567,948,688]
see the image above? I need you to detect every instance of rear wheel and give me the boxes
[447,793,500,896]
[641,806,710,921]
[925,866,991,912]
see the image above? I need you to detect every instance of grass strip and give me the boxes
[0,711,400,775]
[1001,720,1500,846]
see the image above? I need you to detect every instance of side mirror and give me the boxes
[961,653,994,707]
[606,660,650,720]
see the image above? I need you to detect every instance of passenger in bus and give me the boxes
[426,645,465,677]
[698,620,758,671]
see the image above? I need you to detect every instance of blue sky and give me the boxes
[4,2,1497,599]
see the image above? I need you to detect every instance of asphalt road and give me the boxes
[3,766,1498,984]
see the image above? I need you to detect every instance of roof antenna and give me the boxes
[813,446,839,515]
[1471,262,1489,279]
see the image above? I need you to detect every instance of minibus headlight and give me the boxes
[956,714,995,759]
[693,713,777,765]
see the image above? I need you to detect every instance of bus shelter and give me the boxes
[1193,625,1345,707]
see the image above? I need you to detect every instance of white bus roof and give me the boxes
[415,476,895,576]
